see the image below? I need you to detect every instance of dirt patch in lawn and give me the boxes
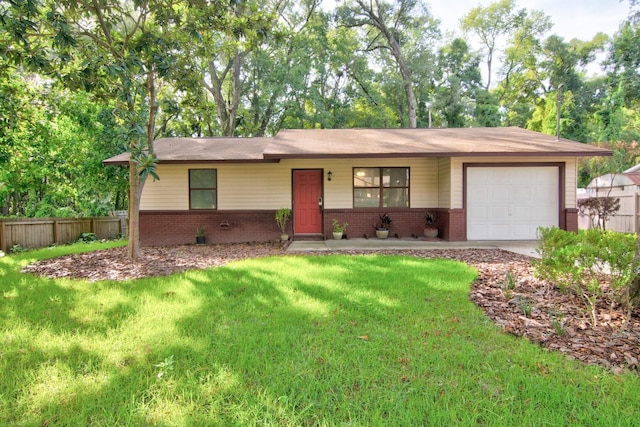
[21,243,640,374]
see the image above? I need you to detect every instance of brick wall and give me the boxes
[565,208,579,233]
[323,208,449,240]
[439,209,466,241]
[140,211,283,246]
[141,207,544,245]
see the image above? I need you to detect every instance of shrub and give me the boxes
[9,244,28,254]
[77,232,97,243]
[534,227,640,326]
[275,208,291,234]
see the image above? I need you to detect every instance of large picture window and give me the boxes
[353,167,409,208]
[189,169,217,209]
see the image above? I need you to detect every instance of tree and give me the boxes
[461,0,526,90]
[337,0,437,128]
[189,0,277,136]
[0,69,128,217]
[1,0,192,259]
[432,38,482,127]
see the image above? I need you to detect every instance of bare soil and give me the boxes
[21,243,640,374]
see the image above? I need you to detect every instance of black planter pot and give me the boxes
[196,236,205,244]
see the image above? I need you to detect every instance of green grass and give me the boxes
[1,242,639,426]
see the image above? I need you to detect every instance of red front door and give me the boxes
[293,170,323,234]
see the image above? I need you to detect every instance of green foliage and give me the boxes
[274,208,292,233]
[549,308,566,336]
[578,140,640,188]
[502,270,517,299]
[331,218,348,233]
[0,72,128,217]
[1,0,640,224]
[378,213,392,229]
[514,295,533,317]
[9,244,27,254]
[154,355,175,379]
[534,227,639,326]
[77,232,97,243]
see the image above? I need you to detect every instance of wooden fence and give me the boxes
[578,189,640,233]
[0,217,125,253]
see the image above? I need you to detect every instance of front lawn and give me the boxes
[1,243,639,426]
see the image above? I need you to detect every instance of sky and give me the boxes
[427,0,633,78]
[428,0,631,41]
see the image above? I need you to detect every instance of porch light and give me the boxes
[327,171,332,181]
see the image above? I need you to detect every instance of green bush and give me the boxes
[534,227,639,326]
[77,232,97,243]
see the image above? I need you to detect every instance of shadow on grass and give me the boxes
[3,252,639,425]
[1,252,476,425]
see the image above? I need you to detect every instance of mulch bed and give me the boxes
[21,243,640,374]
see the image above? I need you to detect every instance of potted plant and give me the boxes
[275,208,292,241]
[332,219,348,240]
[424,211,438,238]
[376,213,392,239]
[196,226,205,244]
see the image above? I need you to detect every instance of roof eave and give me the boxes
[102,158,280,166]
[263,151,613,160]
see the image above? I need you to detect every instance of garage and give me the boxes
[466,166,560,240]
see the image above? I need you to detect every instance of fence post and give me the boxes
[53,219,59,245]
[0,220,5,253]
[635,191,639,234]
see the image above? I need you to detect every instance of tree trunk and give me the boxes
[127,68,157,261]
[127,161,141,260]
[356,0,417,128]
[205,49,248,137]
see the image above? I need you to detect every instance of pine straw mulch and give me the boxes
[21,243,640,374]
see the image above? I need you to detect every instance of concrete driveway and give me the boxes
[287,238,540,258]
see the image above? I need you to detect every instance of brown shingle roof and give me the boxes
[264,127,611,159]
[103,127,611,165]
[103,137,274,165]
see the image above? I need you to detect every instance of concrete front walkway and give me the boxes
[287,238,540,258]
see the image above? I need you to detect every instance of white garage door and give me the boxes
[467,166,559,240]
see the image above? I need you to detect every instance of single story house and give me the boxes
[103,127,611,245]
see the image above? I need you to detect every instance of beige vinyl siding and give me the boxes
[438,158,452,208]
[141,158,440,211]
[281,158,438,209]
[218,164,291,209]
[140,165,190,210]
[450,157,578,209]
[566,158,578,208]
[141,163,292,210]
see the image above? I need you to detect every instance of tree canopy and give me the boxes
[1,0,639,249]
